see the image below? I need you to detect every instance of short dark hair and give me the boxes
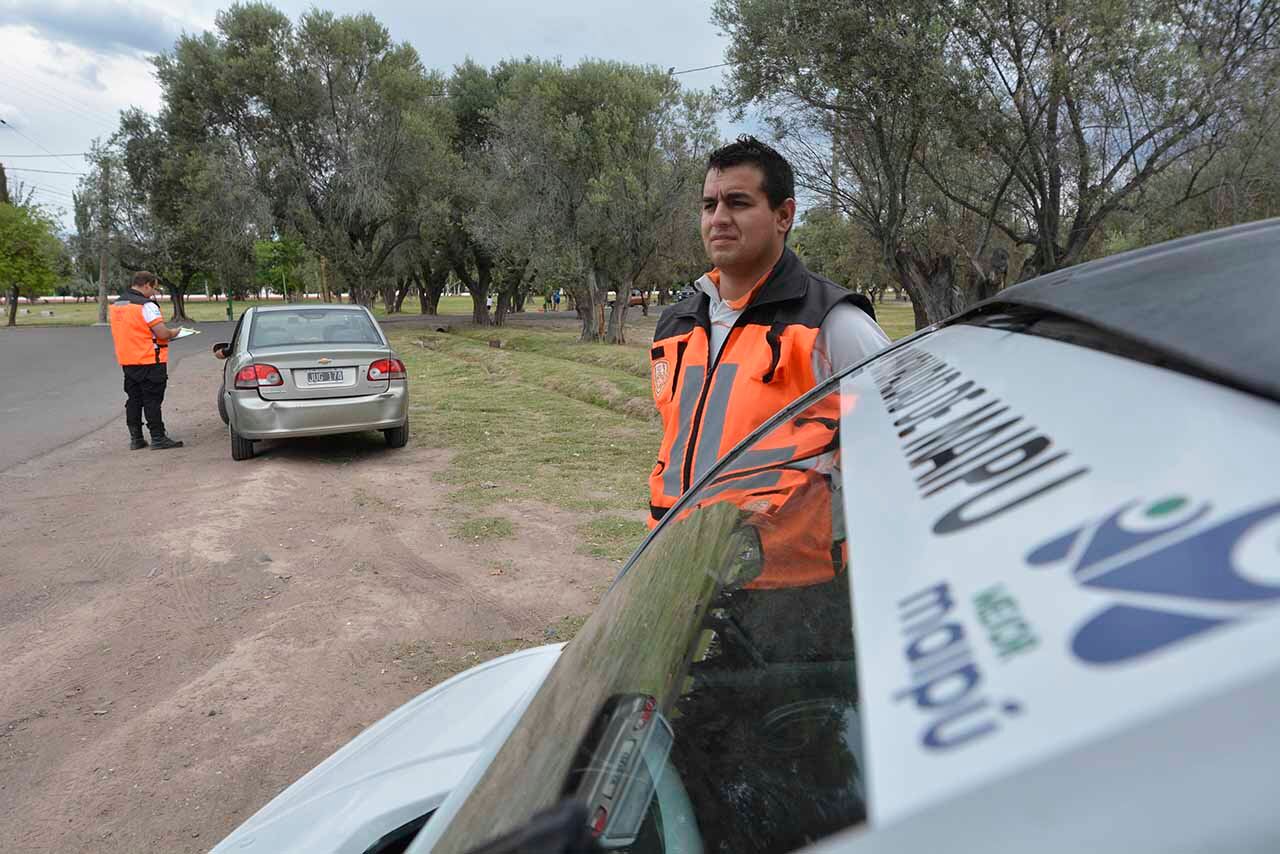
[132,271,158,289]
[707,135,795,209]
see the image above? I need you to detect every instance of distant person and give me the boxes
[108,271,185,450]
[648,135,889,527]
[552,290,561,311]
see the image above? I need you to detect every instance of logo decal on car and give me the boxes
[894,581,1024,752]
[1028,496,1280,664]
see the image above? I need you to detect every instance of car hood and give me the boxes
[210,644,563,854]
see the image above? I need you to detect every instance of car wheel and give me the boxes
[217,383,229,425]
[231,426,255,461]
[384,418,409,449]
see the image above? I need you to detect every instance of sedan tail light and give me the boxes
[368,358,406,381]
[234,364,284,389]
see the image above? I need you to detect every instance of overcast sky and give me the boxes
[0,0,736,230]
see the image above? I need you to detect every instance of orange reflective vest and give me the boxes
[109,289,168,366]
[648,248,856,527]
[660,387,855,589]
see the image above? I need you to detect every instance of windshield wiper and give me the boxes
[461,799,601,854]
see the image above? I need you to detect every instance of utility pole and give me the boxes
[95,158,111,325]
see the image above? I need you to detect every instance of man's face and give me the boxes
[700,164,794,273]
[138,282,158,299]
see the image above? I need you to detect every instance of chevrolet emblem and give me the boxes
[317,357,332,365]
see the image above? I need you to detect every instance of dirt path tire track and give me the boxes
[0,353,618,853]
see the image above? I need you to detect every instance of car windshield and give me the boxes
[248,308,383,348]
[432,372,863,853]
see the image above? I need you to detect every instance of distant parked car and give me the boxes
[605,290,647,308]
[214,305,409,461]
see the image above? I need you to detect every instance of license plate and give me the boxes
[307,369,345,384]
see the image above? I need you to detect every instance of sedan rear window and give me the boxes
[248,309,382,348]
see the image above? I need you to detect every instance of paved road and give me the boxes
[0,322,232,472]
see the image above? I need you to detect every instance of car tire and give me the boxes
[384,419,409,449]
[217,383,229,425]
[231,426,255,461]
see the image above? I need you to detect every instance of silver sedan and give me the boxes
[214,305,409,461]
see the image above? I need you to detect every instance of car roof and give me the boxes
[250,303,369,314]
[987,218,1280,402]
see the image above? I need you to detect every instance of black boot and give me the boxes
[150,434,184,450]
[130,436,149,450]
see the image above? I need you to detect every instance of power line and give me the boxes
[0,152,89,158]
[0,58,123,129]
[670,62,731,75]
[20,179,76,194]
[0,75,120,134]
[27,189,74,205]
[3,166,87,175]
[23,181,77,198]
[0,118,86,171]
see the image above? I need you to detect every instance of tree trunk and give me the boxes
[380,282,398,313]
[7,286,17,327]
[893,248,962,330]
[470,290,490,324]
[605,284,631,344]
[394,276,410,313]
[169,273,193,323]
[417,264,446,314]
[576,265,610,342]
[318,257,331,302]
[494,291,510,327]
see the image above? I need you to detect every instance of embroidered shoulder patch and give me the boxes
[652,359,671,399]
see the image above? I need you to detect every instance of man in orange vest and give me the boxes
[109,271,185,450]
[648,136,889,529]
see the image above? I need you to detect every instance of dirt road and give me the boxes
[0,354,615,852]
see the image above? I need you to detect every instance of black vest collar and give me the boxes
[669,247,808,320]
[118,287,158,308]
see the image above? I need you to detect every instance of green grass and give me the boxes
[577,515,650,561]
[392,326,659,519]
[454,516,515,541]
[5,292,920,337]
[386,299,914,560]
[872,300,917,341]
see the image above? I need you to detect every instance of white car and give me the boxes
[212,220,1280,854]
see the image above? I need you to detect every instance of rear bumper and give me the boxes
[229,385,408,440]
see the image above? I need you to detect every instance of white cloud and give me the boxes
[1,0,739,228]
[0,0,208,57]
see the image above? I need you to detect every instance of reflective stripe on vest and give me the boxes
[655,390,848,588]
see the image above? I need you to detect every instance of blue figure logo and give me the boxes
[1027,496,1280,664]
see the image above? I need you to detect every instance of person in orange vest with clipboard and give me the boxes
[108,271,186,450]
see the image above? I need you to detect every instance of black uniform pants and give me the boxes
[123,363,168,439]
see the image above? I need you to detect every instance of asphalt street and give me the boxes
[0,321,233,472]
